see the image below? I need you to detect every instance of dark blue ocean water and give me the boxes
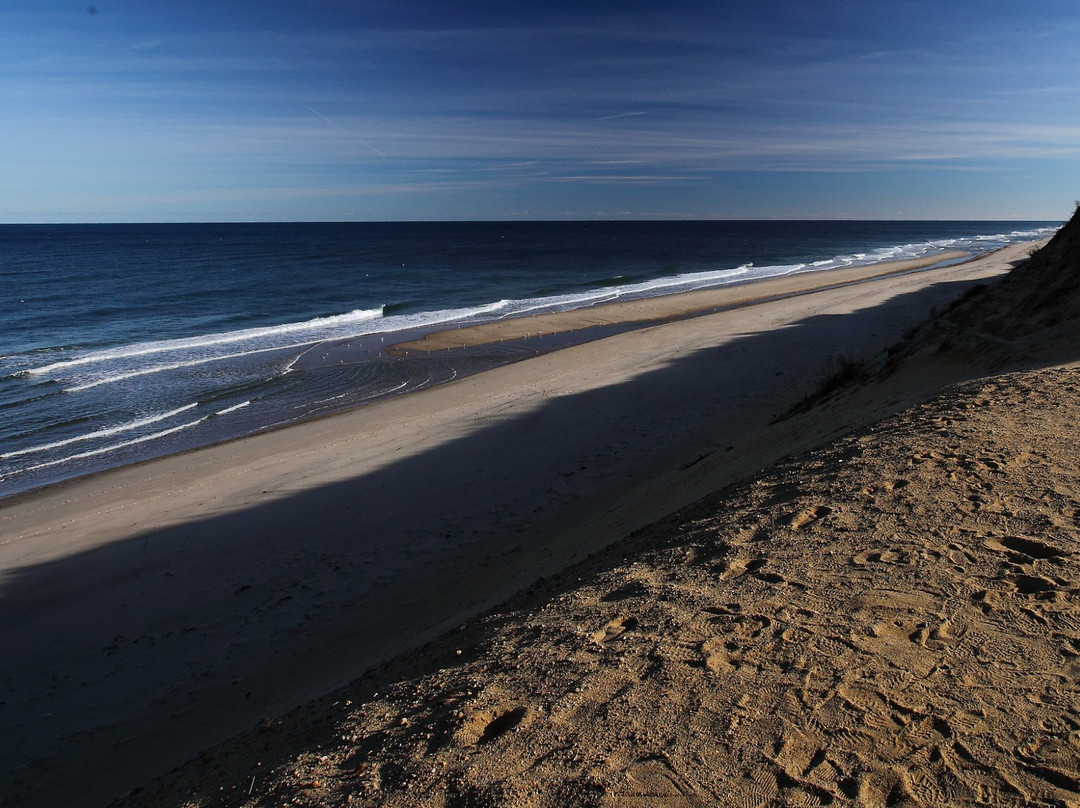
[0,220,1060,498]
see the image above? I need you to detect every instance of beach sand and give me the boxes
[0,236,1069,807]
[129,361,1080,808]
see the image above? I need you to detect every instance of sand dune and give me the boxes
[132,362,1080,807]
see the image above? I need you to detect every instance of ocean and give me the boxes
[0,220,1059,499]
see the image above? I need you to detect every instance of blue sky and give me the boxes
[2,1,1078,222]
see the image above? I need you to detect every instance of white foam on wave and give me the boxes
[363,299,516,334]
[4,417,208,478]
[496,289,621,319]
[2,397,259,477]
[40,302,518,393]
[478,263,759,322]
[214,401,250,416]
[783,225,1058,279]
[3,403,199,459]
[63,342,318,392]
[29,307,385,376]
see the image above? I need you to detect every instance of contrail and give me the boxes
[596,111,651,121]
[308,106,386,158]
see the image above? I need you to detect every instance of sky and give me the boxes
[2,0,1079,222]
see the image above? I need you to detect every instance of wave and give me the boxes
[376,298,514,331]
[2,403,199,459]
[64,342,313,392]
[473,225,1052,322]
[453,225,1057,323]
[213,400,250,416]
[382,301,417,316]
[1,397,259,477]
[4,416,208,478]
[31,302,526,393]
[28,307,385,377]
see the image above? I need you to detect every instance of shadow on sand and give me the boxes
[2,267,1065,808]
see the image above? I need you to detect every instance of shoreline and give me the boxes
[0,246,999,515]
[0,240,1044,807]
[0,248,969,504]
[388,250,971,353]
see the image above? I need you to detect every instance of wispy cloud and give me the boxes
[126,39,164,51]
[2,1,1079,220]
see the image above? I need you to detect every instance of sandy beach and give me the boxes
[138,359,1078,808]
[0,234,1070,808]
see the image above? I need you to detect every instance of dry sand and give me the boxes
[130,361,1080,808]
[0,235,1070,807]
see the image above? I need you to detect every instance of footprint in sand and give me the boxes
[719,556,776,582]
[699,638,737,673]
[600,581,649,602]
[455,704,529,746]
[852,548,909,566]
[603,758,707,807]
[1007,573,1058,596]
[1059,636,1080,658]
[985,535,1067,561]
[948,544,975,566]
[591,615,639,644]
[878,478,910,492]
[755,570,787,585]
[732,614,773,639]
[789,505,833,531]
